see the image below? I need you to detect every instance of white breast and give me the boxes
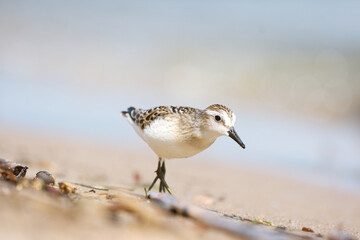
[135,117,215,159]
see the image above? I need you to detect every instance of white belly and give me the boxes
[136,118,215,159]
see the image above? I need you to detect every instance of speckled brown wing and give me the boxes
[133,106,169,130]
[124,106,198,130]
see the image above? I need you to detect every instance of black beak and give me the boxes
[228,127,245,149]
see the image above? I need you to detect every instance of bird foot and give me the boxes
[147,160,172,194]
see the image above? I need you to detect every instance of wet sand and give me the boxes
[0,127,359,239]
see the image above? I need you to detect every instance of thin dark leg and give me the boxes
[159,161,166,192]
[148,176,159,192]
[159,160,165,192]
[159,182,164,192]
[148,160,161,192]
[157,159,171,194]
[161,161,166,175]
[147,158,172,194]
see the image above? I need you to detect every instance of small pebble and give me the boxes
[276,226,287,231]
[35,171,55,185]
[302,227,314,233]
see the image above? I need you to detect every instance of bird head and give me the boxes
[202,104,245,149]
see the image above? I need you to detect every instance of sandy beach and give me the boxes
[1,127,359,239]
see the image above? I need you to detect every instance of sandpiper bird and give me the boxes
[121,104,245,194]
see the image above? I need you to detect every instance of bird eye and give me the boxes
[215,115,221,121]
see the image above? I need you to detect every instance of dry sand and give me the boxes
[0,127,359,239]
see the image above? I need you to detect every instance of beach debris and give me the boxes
[302,227,314,233]
[223,213,243,221]
[0,158,28,181]
[0,169,18,182]
[193,194,215,206]
[252,219,274,226]
[243,217,274,227]
[72,182,109,191]
[276,226,287,231]
[0,158,65,197]
[35,171,55,185]
[144,187,148,197]
[147,191,309,240]
[72,182,133,192]
[58,182,77,194]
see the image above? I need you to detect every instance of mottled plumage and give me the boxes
[126,106,197,130]
[121,104,245,193]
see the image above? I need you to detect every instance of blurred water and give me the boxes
[1,78,360,192]
[1,1,360,118]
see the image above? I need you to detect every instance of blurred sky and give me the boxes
[0,1,360,191]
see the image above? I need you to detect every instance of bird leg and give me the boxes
[147,158,172,194]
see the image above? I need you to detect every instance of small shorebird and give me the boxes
[121,104,245,194]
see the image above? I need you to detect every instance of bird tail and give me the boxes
[121,107,137,122]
